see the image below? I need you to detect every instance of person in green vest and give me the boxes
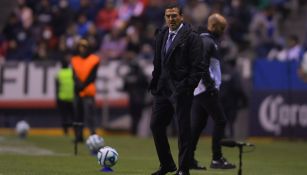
[55,59,75,135]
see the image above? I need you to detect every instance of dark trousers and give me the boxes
[223,106,238,138]
[57,100,74,135]
[129,103,144,135]
[191,92,227,160]
[150,93,193,172]
[73,96,96,141]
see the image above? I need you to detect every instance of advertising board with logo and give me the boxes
[251,60,307,138]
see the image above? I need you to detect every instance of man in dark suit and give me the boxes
[190,13,236,170]
[148,3,204,175]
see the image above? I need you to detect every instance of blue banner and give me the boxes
[253,60,307,90]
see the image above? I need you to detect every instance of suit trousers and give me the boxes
[190,91,227,160]
[150,93,193,172]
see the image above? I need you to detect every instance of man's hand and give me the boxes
[75,81,85,94]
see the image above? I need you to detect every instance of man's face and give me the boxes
[78,45,87,54]
[164,8,183,31]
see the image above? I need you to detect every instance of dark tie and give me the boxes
[165,32,175,53]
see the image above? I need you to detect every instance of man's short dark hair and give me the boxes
[165,2,183,15]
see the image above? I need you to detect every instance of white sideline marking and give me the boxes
[0,146,57,156]
[0,137,69,156]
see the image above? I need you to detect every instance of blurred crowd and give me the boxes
[0,0,306,64]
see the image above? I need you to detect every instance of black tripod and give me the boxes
[220,140,255,175]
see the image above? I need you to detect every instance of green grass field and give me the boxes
[0,135,307,175]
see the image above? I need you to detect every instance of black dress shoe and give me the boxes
[189,159,206,170]
[210,157,236,169]
[151,165,177,175]
[174,170,190,175]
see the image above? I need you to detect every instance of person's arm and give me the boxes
[55,76,60,102]
[148,28,163,94]
[75,64,99,92]
[82,64,99,87]
[72,69,81,95]
[200,36,216,90]
[173,32,205,94]
[186,32,206,90]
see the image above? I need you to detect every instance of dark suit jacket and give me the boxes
[149,23,204,97]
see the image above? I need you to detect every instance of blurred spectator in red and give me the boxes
[0,37,7,62]
[95,0,118,33]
